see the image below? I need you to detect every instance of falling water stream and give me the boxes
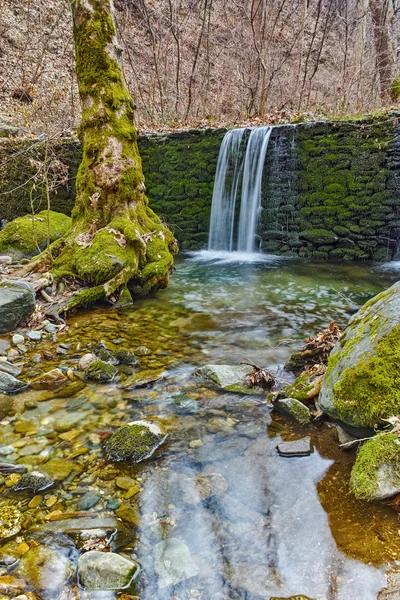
[208,126,272,254]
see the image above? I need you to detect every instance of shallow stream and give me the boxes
[1,254,400,600]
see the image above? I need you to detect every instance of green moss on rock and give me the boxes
[106,422,164,462]
[299,229,338,244]
[350,433,400,500]
[332,326,400,427]
[84,359,117,382]
[0,211,71,257]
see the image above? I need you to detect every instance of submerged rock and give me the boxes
[193,364,262,394]
[106,420,165,463]
[225,562,272,599]
[114,349,138,365]
[12,471,54,493]
[153,537,199,588]
[276,437,313,458]
[0,505,23,540]
[0,372,27,394]
[79,353,96,370]
[273,397,311,425]
[180,472,228,505]
[0,280,35,334]
[0,361,21,377]
[84,360,118,383]
[78,550,139,590]
[30,368,67,391]
[77,491,102,510]
[16,546,74,594]
[319,281,400,429]
[350,433,400,501]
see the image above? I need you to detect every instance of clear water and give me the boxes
[1,256,400,599]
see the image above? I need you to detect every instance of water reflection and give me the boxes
[138,409,386,599]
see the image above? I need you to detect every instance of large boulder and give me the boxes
[0,280,35,333]
[319,281,400,429]
[0,210,71,258]
[350,433,400,501]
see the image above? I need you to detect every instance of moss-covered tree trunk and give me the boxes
[47,0,177,308]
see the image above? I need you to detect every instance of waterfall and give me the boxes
[208,129,246,251]
[208,126,272,253]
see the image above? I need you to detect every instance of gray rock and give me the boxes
[77,491,102,510]
[153,538,199,588]
[193,364,262,394]
[28,330,42,341]
[0,360,21,377]
[78,550,139,590]
[0,339,10,355]
[319,281,400,428]
[277,437,313,457]
[0,255,12,264]
[336,425,358,448]
[53,410,88,433]
[12,334,24,345]
[0,280,35,334]
[45,323,58,334]
[79,353,96,370]
[273,397,311,425]
[0,371,28,394]
[12,471,54,493]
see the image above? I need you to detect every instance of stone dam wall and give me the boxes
[1,114,399,260]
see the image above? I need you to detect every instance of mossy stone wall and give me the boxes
[1,116,399,259]
[138,128,225,250]
[260,117,400,260]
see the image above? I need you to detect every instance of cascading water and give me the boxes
[208,129,246,252]
[208,126,272,254]
[238,126,272,252]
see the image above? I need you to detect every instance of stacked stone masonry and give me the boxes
[1,115,399,259]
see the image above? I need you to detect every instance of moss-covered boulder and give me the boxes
[350,434,400,501]
[84,360,118,383]
[280,370,324,403]
[0,211,71,258]
[106,420,165,462]
[319,281,400,428]
[273,397,311,425]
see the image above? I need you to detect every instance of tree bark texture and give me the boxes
[49,0,177,308]
[370,0,394,102]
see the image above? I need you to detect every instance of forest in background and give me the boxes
[0,0,399,135]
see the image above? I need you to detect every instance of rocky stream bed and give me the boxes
[0,255,400,600]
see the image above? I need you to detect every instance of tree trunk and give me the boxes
[370,0,393,103]
[42,0,177,309]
